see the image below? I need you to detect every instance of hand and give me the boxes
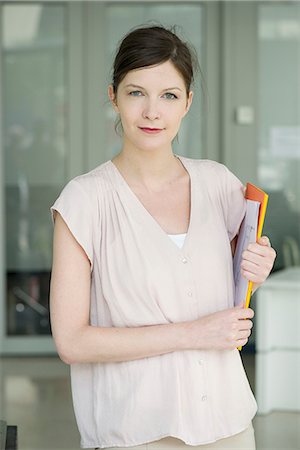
[187,303,254,351]
[241,236,276,287]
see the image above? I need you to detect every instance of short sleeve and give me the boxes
[222,165,246,241]
[50,179,94,272]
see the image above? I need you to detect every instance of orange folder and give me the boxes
[238,183,269,351]
[243,183,269,309]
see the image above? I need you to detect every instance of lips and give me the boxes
[142,127,161,130]
[139,127,163,134]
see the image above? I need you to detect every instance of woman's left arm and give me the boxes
[231,236,277,294]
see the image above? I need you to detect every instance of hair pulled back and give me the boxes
[112,24,199,97]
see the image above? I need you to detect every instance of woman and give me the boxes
[49,25,276,450]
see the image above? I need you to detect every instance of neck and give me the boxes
[111,148,184,191]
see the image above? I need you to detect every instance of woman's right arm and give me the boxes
[50,213,254,365]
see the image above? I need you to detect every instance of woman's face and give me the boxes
[108,60,193,153]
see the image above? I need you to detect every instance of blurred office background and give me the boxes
[0,1,299,449]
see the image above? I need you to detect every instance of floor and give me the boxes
[0,354,299,450]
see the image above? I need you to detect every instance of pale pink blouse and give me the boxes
[50,155,257,449]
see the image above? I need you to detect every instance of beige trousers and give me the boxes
[96,421,256,450]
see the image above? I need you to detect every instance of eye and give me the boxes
[128,90,143,97]
[163,92,178,100]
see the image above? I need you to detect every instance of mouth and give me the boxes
[139,127,163,134]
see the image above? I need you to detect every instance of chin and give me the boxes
[130,136,169,150]
[139,141,169,152]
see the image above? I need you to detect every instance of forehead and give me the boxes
[121,60,185,88]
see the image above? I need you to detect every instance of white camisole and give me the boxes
[167,233,187,249]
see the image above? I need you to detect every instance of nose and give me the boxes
[142,98,160,121]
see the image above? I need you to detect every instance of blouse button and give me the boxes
[187,291,193,297]
[198,360,203,365]
[202,395,208,401]
[182,258,188,263]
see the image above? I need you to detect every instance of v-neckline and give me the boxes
[108,154,194,255]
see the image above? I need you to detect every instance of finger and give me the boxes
[242,250,265,265]
[239,308,255,319]
[241,250,275,276]
[259,236,271,247]
[236,337,249,346]
[241,267,269,284]
[240,261,271,281]
[241,259,260,273]
[243,245,272,259]
[238,329,251,339]
[239,319,253,331]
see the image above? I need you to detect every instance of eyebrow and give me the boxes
[124,83,182,92]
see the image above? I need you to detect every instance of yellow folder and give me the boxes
[238,183,269,351]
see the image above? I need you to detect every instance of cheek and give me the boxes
[169,110,185,127]
[119,104,141,125]
[164,103,187,120]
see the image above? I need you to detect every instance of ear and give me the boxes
[108,85,119,112]
[183,90,193,118]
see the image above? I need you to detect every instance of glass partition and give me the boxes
[258,3,300,271]
[2,3,67,336]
